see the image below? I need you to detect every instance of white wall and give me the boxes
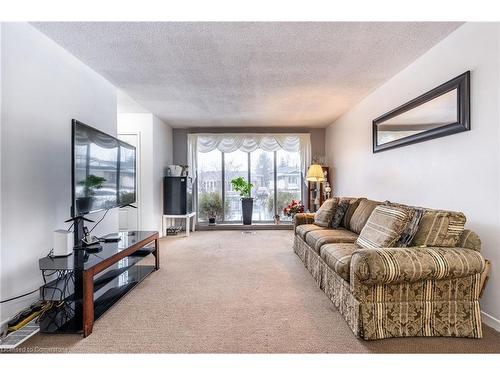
[153,115,173,231]
[325,23,500,329]
[118,113,154,231]
[0,25,3,318]
[117,113,172,234]
[0,23,118,321]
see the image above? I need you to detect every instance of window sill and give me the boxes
[196,223,293,231]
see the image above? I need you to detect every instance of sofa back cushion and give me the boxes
[341,198,363,230]
[313,198,339,227]
[411,209,466,247]
[457,229,481,252]
[385,201,467,247]
[349,199,381,234]
[356,205,411,248]
[330,198,350,228]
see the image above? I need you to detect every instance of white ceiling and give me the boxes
[32,22,461,128]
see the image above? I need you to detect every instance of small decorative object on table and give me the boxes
[274,214,281,224]
[283,200,304,218]
[324,181,332,199]
[166,226,182,235]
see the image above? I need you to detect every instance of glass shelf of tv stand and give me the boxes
[39,231,157,272]
[40,246,155,301]
[38,231,158,334]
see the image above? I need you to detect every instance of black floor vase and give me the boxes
[241,198,254,225]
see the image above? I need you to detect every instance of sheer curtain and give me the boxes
[187,133,311,183]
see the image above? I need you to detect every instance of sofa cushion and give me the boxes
[305,228,358,253]
[356,205,411,249]
[412,209,466,247]
[313,198,339,227]
[349,199,381,234]
[330,199,350,228]
[296,224,324,240]
[320,243,360,281]
[341,198,363,230]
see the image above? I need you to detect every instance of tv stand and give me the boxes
[38,231,159,337]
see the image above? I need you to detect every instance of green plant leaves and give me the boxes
[230,177,253,198]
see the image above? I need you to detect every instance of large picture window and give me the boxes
[197,149,302,223]
[251,149,274,221]
[197,149,223,223]
[224,150,248,221]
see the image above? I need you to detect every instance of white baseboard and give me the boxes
[482,311,500,332]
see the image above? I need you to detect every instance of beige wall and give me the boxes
[325,23,500,330]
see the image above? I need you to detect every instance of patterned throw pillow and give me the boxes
[356,205,411,249]
[330,199,350,228]
[397,208,423,247]
[313,198,339,227]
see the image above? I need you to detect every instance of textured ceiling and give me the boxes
[32,22,461,128]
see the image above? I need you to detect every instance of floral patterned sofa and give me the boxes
[293,197,488,340]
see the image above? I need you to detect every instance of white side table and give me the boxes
[162,212,197,237]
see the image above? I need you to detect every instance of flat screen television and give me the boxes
[71,119,136,217]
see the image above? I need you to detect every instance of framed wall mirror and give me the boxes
[373,71,470,153]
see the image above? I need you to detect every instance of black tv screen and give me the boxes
[72,120,136,217]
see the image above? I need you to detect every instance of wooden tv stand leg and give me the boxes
[82,270,95,337]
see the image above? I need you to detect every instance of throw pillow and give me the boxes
[397,208,423,247]
[356,205,411,249]
[330,199,349,228]
[313,198,339,227]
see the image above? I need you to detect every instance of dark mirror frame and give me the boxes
[372,71,470,153]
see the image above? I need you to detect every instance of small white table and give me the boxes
[162,212,197,237]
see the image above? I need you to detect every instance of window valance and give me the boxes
[187,133,311,184]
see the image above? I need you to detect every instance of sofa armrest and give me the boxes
[351,246,485,285]
[294,213,315,230]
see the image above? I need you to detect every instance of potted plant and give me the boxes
[230,177,254,225]
[199,192,224,225]
[76,174,106,213]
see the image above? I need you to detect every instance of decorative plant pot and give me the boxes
[208,217,216,226]
[241,197,254,225]
[76,197,93,214]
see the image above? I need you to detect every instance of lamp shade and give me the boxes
[306,164,326,182]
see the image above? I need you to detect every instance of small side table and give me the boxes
[162,212,197,237]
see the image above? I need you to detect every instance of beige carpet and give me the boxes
[21,230,500,353]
